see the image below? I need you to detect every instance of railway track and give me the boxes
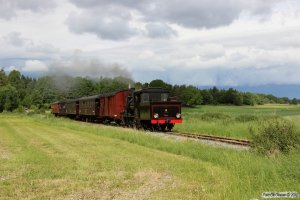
[164,131,251,146]
[77,120,251,147]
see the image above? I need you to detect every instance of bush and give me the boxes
[28,105,40,114]
[250,119,300,156]
[235,114,258,122]
[13,106,25,113]
[201,112,231,121]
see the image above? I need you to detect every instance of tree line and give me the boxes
[136,79,300,106]
[0,69,134,112]
[0,69,299,112]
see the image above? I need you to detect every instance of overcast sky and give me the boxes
[0,0,300,87]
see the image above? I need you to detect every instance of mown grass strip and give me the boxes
[1,114,233,199]
[27,114,300,199]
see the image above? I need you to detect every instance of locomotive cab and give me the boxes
[132,88,182,131]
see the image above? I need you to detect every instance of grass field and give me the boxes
[175,104,300,139]
[0,113,299,199]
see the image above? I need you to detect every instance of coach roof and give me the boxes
[78,89,131,101]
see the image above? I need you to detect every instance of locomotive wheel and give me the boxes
[167,124,174,131]
[160,124,166,132]
[133,119,141,130]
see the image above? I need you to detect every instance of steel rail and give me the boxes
[164,131,251,146]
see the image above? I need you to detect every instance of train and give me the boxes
[50,87,182,131]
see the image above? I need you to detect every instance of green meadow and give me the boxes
[175,104,300,139]
[0,110,299,199]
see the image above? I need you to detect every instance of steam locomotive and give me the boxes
[50,88,182,131]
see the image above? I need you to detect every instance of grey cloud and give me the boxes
[139,0,237,28]
[69,0,141,9]
[145,23,177,38]
[14,0,55,11]
[139,0,277,28]
[0,1,14,19]
[66,0,278,40]
[69,0,277,29]
[4,32,26,46]
[66,6,137,40]
[0,0,56,19]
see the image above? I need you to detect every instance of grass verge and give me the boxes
[0,113,299,199]
[175,105,300,139]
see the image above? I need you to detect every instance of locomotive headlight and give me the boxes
[153,113,159,119]
[176,113,181,118]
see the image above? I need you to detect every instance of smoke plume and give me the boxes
[49,50,131,78]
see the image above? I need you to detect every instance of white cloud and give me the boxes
[196,44,225,60]
[138,50,155,59]
[6,66,18,71]
[22,60,49,72]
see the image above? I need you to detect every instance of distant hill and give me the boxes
[200,84,300,99]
